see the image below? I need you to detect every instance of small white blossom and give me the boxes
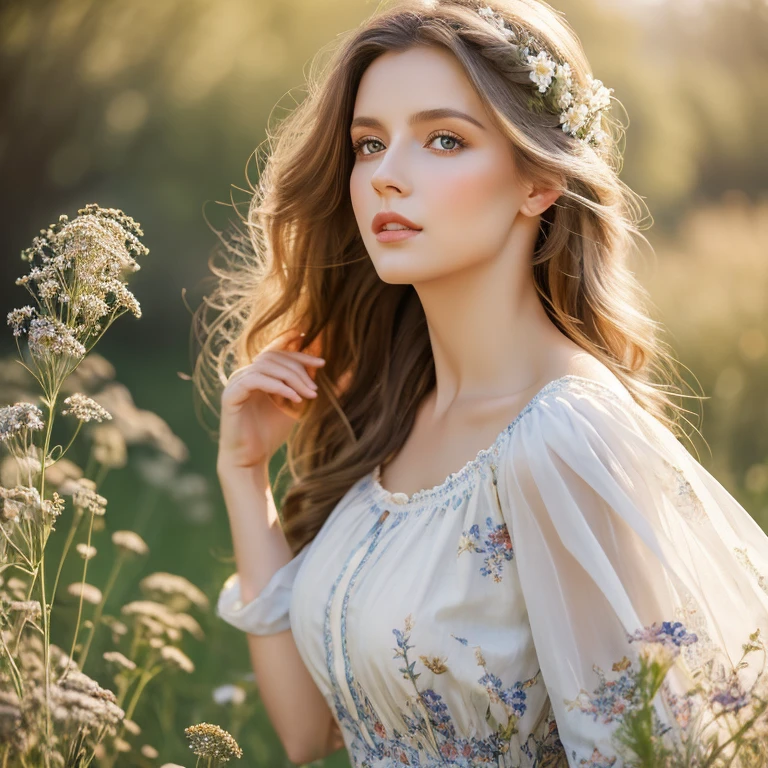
[585,73,613,111]
[27,317,86,359]
[111,529,149,556]
[61,393,112,423]
[6,305,36,336]
[212,684,247,706]
[103,651,137,671]
[0,402,45,442]
[76,542,98,560]
[67,582,103,605]
[560,102,590,134]
[527,50,556,93]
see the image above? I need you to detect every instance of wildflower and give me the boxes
[29,668,125,729]
[141,745,159,759]
[212,684,247,706]
[113,738,131,752]
[102,651,136,672]
[6,306,36,336]
[111,529,149,556]
[27,317,86,359]
[0,402,45,442]
[138,615,180,642]
[527,50,556,92]
[45,457,83,487]
[122,718,141,735]
[0,450,43,487]
[160,645,195,674]
[184,722,243,762]
[91,423,127,468]
[585,73,613,111]
[76,543,97,560]
[101,615,129,639]
[560,102,589,135]
[9,600,42,618]
[0,484,60,526]
[139,572,209,612]
[67,582,102,605]
[121,599,179,630]
[95,382,188,461]
[61,393,112,423]
[0,484,39,522]
[59,477,107,516]
[173,612,205,641]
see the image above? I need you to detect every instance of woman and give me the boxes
[195,0,768,764]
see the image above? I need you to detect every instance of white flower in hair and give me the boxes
[553,62,574,110]
[560,102,589,134]
[584,74,613,111]
[474,3,614,150]
[477,5,516,40]
[527,50,556,93]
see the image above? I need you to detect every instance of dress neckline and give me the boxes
[370,373,631,508]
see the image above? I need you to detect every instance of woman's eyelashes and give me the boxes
[350,130,468,158]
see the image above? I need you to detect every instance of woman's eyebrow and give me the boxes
[350,108,486,132]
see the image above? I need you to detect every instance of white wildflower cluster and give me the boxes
[61,393,112,423]
[139,571,210,612]
[59,477,108,516]
[7,204,148,364]
[476,5,613,149]
[111,529,149,557]
[0,485,64,527]
[0,403,45,443]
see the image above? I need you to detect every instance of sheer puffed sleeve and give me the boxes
[497,378,768,766]
[216,546,310,635]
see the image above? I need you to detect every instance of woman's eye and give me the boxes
[351,131,467,157]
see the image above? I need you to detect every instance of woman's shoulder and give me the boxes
[504,353,643,451]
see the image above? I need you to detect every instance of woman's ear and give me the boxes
[519,185,562,218]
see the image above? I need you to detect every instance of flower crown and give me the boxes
[475,4,613,149]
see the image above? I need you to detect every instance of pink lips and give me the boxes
[372,211,422,233]
[372,210,422,243]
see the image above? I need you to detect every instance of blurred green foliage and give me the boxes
[1,0,767,765]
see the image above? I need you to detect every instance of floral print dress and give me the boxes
[217,374,768,767]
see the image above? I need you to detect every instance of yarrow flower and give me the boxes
[184,722,243,762]
[8,204,148,384]
[75,542,97,560]
[61,393,112,423]
[59,477,108,516]
[0,402,45,443]
[111,529,149,556]
[66,582,103,605]
[139,571,210,611]
[103,651,136,671]
[160,645,195,674]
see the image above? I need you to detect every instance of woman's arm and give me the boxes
[218,462,340,764]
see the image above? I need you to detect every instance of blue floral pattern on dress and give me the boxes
[457,515,515,582]
[334,612,565,767]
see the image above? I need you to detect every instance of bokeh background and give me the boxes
[1,0,767,765]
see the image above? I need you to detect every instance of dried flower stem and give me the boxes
[78,550,127,669]
[59,499,96,684]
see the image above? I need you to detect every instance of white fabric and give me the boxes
[216,546,310,634]
[217,374,768,766]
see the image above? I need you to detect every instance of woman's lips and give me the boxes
[375,228,422,243]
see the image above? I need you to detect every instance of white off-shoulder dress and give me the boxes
[217,374,768,767]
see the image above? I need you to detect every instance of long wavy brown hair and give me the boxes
[191,0,701,555]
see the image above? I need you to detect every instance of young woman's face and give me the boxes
[349,44,536,285]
